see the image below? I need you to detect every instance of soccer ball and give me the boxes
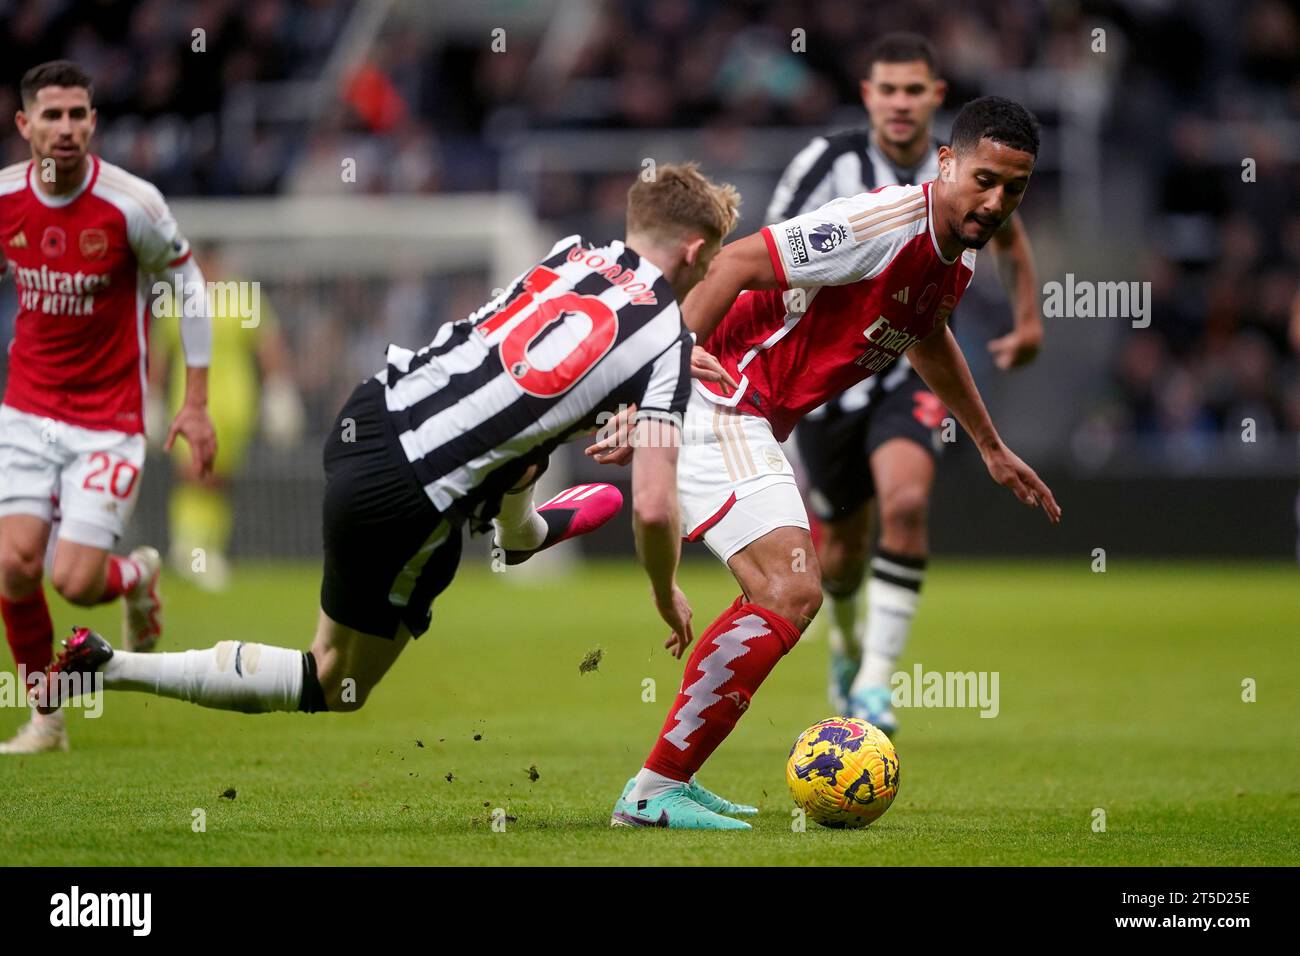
[786,717,900,829]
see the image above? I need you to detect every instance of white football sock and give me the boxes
[824,586,863,662]
[32,707,64,729]
[103,642,303,713]
[493,481,547,550]
[854,576,922,692]
[628,767,686,803]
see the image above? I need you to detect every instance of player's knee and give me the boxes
[818,505,870,571]
[50,565,101,606]
[751,571,823,633]
[0,547,44,598]
[819,530,869,587]
[790,576,824,630]
[879,486,930,537]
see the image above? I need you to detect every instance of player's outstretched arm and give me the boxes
[681,232,779,342]
[630,421,694,657]
[129,177,217,476]
[987,212,1044,370]
[162,258,217,479]
[908,326,1061,523]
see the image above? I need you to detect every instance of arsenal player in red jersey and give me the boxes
[773,35,1045,735]
[0,61,216,753]
[594,97,1061,829]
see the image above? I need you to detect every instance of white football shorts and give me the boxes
[677,385,810,563]
[0,404,146,550]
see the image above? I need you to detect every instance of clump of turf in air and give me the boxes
[579,648,603,674]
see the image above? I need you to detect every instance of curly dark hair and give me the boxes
[950,96,1040,157]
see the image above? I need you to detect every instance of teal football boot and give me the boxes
[611,779,751,830]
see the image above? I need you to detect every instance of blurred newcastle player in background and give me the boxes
[592,97,1058,830]
[46,165,761,820]
[150,245,304,591]
[0,61,216,754]
[769,34,1044,730]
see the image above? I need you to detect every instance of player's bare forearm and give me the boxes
[988,214,1043,369]
[630,430,694,655]
[631,440,682,599]
[908,327,1000,454]
[991,215,1038,324]
[635,513,681,602]
[681,232,779,342]
[181,364,208,409]
[166,366,218,477]
[909,328,1061,523]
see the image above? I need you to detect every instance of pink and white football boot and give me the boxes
[498,483,623,566]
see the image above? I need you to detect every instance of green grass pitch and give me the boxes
[1,558,1296,866]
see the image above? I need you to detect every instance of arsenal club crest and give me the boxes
[935,294,958,323]
[79,228,108,259]
[916,283,938,314]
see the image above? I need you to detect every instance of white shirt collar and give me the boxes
[925,182,958,265]
[28,155,95,209]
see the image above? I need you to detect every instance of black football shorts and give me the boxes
[319,378,462,639]
[795,367,945,522]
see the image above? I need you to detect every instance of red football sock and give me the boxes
[98,554,141,603]
[644,595,801,781]
[2,589,55,691]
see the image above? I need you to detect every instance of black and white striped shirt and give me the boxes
[379,235,691,527]
[767,130,941,224]
[768,130,941,418]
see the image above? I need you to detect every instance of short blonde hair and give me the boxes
[627,162,741,245]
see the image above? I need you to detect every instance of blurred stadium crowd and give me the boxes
[0,0,354,193]
[2,0,1298,468]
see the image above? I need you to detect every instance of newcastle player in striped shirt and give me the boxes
[771,34,1045,731]
[44,165,750,788]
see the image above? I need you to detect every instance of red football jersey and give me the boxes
[698,181,976,440]
[0,156,191,434]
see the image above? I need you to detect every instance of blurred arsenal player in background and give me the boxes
[0,61,216,753]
